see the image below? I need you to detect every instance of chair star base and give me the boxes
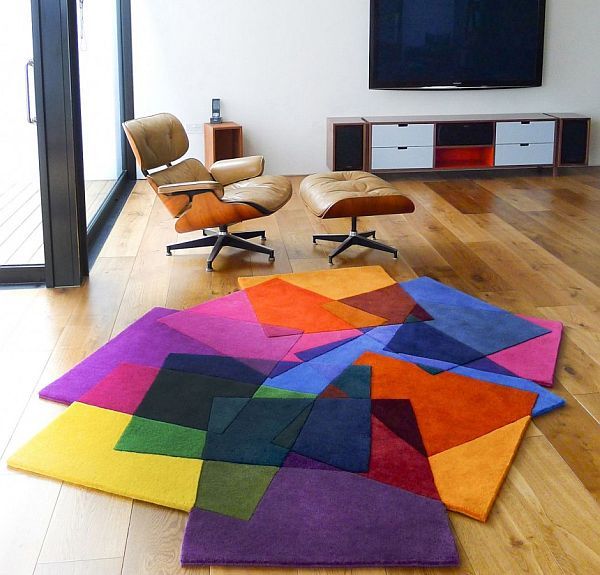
[166,226,273,271]
[313,217,398,265]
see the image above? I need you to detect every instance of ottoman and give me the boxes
[299,171,415,264]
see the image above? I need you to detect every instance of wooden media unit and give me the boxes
[328,113,591,176]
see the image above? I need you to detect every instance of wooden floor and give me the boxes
[1,169,600,575]
[0,179,115,265]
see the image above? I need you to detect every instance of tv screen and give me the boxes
[370,0,546,89]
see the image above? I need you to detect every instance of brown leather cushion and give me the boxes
[211,156,265,186]
[300,171,415,219]
[224,176,292,214]
[123,113,190,172]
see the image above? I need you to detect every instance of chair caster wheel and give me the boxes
[328,258,334,265]
[261,235,267,242]
[269,252,275,261]
[166,250,172,256]
[313,238,317,244]
[393,251,398,259]
[202,230,208,236]
[205,264,214,272]
[372,234,377,240]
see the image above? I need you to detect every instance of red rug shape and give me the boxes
[364,416,440,500]
[319,385,349,398]
[355,352,537,456]
[371,399,428,456]
[338,283,431,325]
[244,278,356,334]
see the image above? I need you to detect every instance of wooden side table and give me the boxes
[204,122,243,168]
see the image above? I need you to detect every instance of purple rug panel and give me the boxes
[181,468,459,567]
[39,308,216,405]
[159,311,301,364]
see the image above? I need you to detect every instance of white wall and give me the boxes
[131,0,600,175]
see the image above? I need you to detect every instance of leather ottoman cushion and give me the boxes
[224,175,292,214]
[300,171,414,218]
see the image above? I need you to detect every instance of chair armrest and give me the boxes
[210,156,265,186]
[157,180,224,198]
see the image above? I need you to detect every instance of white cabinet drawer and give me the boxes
[371,123,434,148]
[495,121,555,144]
[495,143,555,166]
[371,146,434,170]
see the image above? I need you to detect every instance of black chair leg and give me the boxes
[232,230,266,241]
[312,233,349,244]
[355,234,398,258]
[328,236,357,264]
[323,217,397,264]
[166,235,217,255]
[166,225,275,271]
[225,234,275,259]
[206,235,227,272]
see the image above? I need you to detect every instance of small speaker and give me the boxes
[334,125,365,171]
[560,119,589,165]
[210,98,222,124]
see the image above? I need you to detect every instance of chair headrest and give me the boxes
[123,113,189,172]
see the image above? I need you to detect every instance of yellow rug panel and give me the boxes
[7,402,202,511]
[238,265,396,300]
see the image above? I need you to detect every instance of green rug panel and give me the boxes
[195,461,279,520]
[272,404,313,449]
[253,385,317,399]
[115,416,206,459]
[331,365,372,398]
[207,398,250,434]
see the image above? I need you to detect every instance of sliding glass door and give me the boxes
[0,0,133,287]
[77,0,125,228]
[0,1,45,275]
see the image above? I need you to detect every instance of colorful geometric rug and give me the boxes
[8,266,565,567]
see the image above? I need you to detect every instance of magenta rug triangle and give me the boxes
[262,324,305,337]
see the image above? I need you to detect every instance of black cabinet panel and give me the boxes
[560,120,589,165]
[436,122,494,146]
[334,125,365,171]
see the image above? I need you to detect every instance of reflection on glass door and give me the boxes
[0,1,44,266]
[77,0,124,226]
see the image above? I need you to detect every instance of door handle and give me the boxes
[25,59,36,124]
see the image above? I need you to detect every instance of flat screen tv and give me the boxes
[370,0,547,90]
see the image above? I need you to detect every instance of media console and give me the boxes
[327,114,591,176]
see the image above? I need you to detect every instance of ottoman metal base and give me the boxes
[312,217,398,265]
